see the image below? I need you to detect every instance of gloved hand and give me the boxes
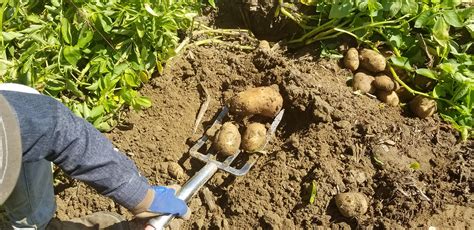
[132,186,189,219]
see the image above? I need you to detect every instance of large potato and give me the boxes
[344,48,359,72]
[352,72,375,94]
[373,74,395,92]
[242,122,267,152]
[214,122,241,156]
[335,192,368,218]
[409,95,437,118]
[230,86,283,117]
[359,49,386,73]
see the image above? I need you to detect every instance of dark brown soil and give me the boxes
[50,42,473,229]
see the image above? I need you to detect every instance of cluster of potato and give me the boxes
[344,48,437,118]
[213,86,283,156]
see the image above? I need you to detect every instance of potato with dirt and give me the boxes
[373,74,395,92]
[230,86,283,117]
[409,95,437,118]
[344,48,359,71]
[352,72,375,94]
[242,122,267,152]
[335,192,369,218]
[359,48,386,73]
[377,91,399,106]
[214,122,241,156]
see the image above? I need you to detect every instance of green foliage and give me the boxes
[0,0,200,131]
[283,0,474,140]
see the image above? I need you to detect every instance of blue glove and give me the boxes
[149,186,188,217]
[132,185,188,218]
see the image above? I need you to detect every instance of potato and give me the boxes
[230,86,283,117]
[344,48,359,72]
[373,74,395,92]
[352,72,375,94]
[395,85,415,103]
[214,122,241,156]
[242,123,267,152]
[335,192,368,218]
[409,95,437,118]
[359,48,386,73]
[377,91,399,106]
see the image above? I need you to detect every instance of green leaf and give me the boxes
[89,105,105,119]
[433,16,450,47]
[390,56,413,71]
[442,10,463,28]
[452,83,469,102]
[329,0,354,19]
[208,0,216,8]
[416,68,437,80]
[77,30,94,48]
[382,0,402,17]
[63,46,82,66]
[409,162,421,170]
[309,180,317,204]
[400,0,419,15]
[441,0,461,8]
[61,18,72,45]
[2,31,23,41]
[134,96,152,109]
[415,10,433,28]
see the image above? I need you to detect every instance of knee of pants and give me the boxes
[3,160,56,229]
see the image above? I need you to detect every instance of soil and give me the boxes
[50,41,473,229]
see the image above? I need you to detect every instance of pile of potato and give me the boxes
[212,86,283,156]
[344,48,437,118]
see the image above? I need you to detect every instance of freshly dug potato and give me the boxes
[335,192,368,218]
[373,74,395,92]
[242,123,267,152]
[377,91,399,106]
[344,48,359,72]
[409,95,437,118]
[359,48,386,73]
[395,86,415,103]
[214,122,241,156]
[230,86,283,117]
[352,72,375,94]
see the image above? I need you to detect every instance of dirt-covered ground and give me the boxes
[47,42,473,229]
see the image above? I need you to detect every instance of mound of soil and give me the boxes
[50,43,473,229]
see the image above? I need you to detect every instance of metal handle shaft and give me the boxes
[147,162,218,229]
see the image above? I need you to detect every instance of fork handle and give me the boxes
[146,162,219,229]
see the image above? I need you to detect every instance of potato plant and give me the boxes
[0,0,200,131]
[279,0,473,140]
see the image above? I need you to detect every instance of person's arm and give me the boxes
[2,91,148,209]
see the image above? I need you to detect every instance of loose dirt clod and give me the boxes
[335,192,369,218]
[168,162,185,180]
[359,48,386,73]
[409,95,437,118]
[344,48,359,72]
[352,72,375,94]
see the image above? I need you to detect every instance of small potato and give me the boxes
[242,123,267,152]
[335,192,368,218]
[352,72,375,94]
[359,48,386,73]
[377,91,399,106]
[409,95,437,118]
[344,48,359,72]
[214,122,241,156]
[230,86,283,117]
[373,74,395,92]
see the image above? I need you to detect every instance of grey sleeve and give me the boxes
[1,91,149,210]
